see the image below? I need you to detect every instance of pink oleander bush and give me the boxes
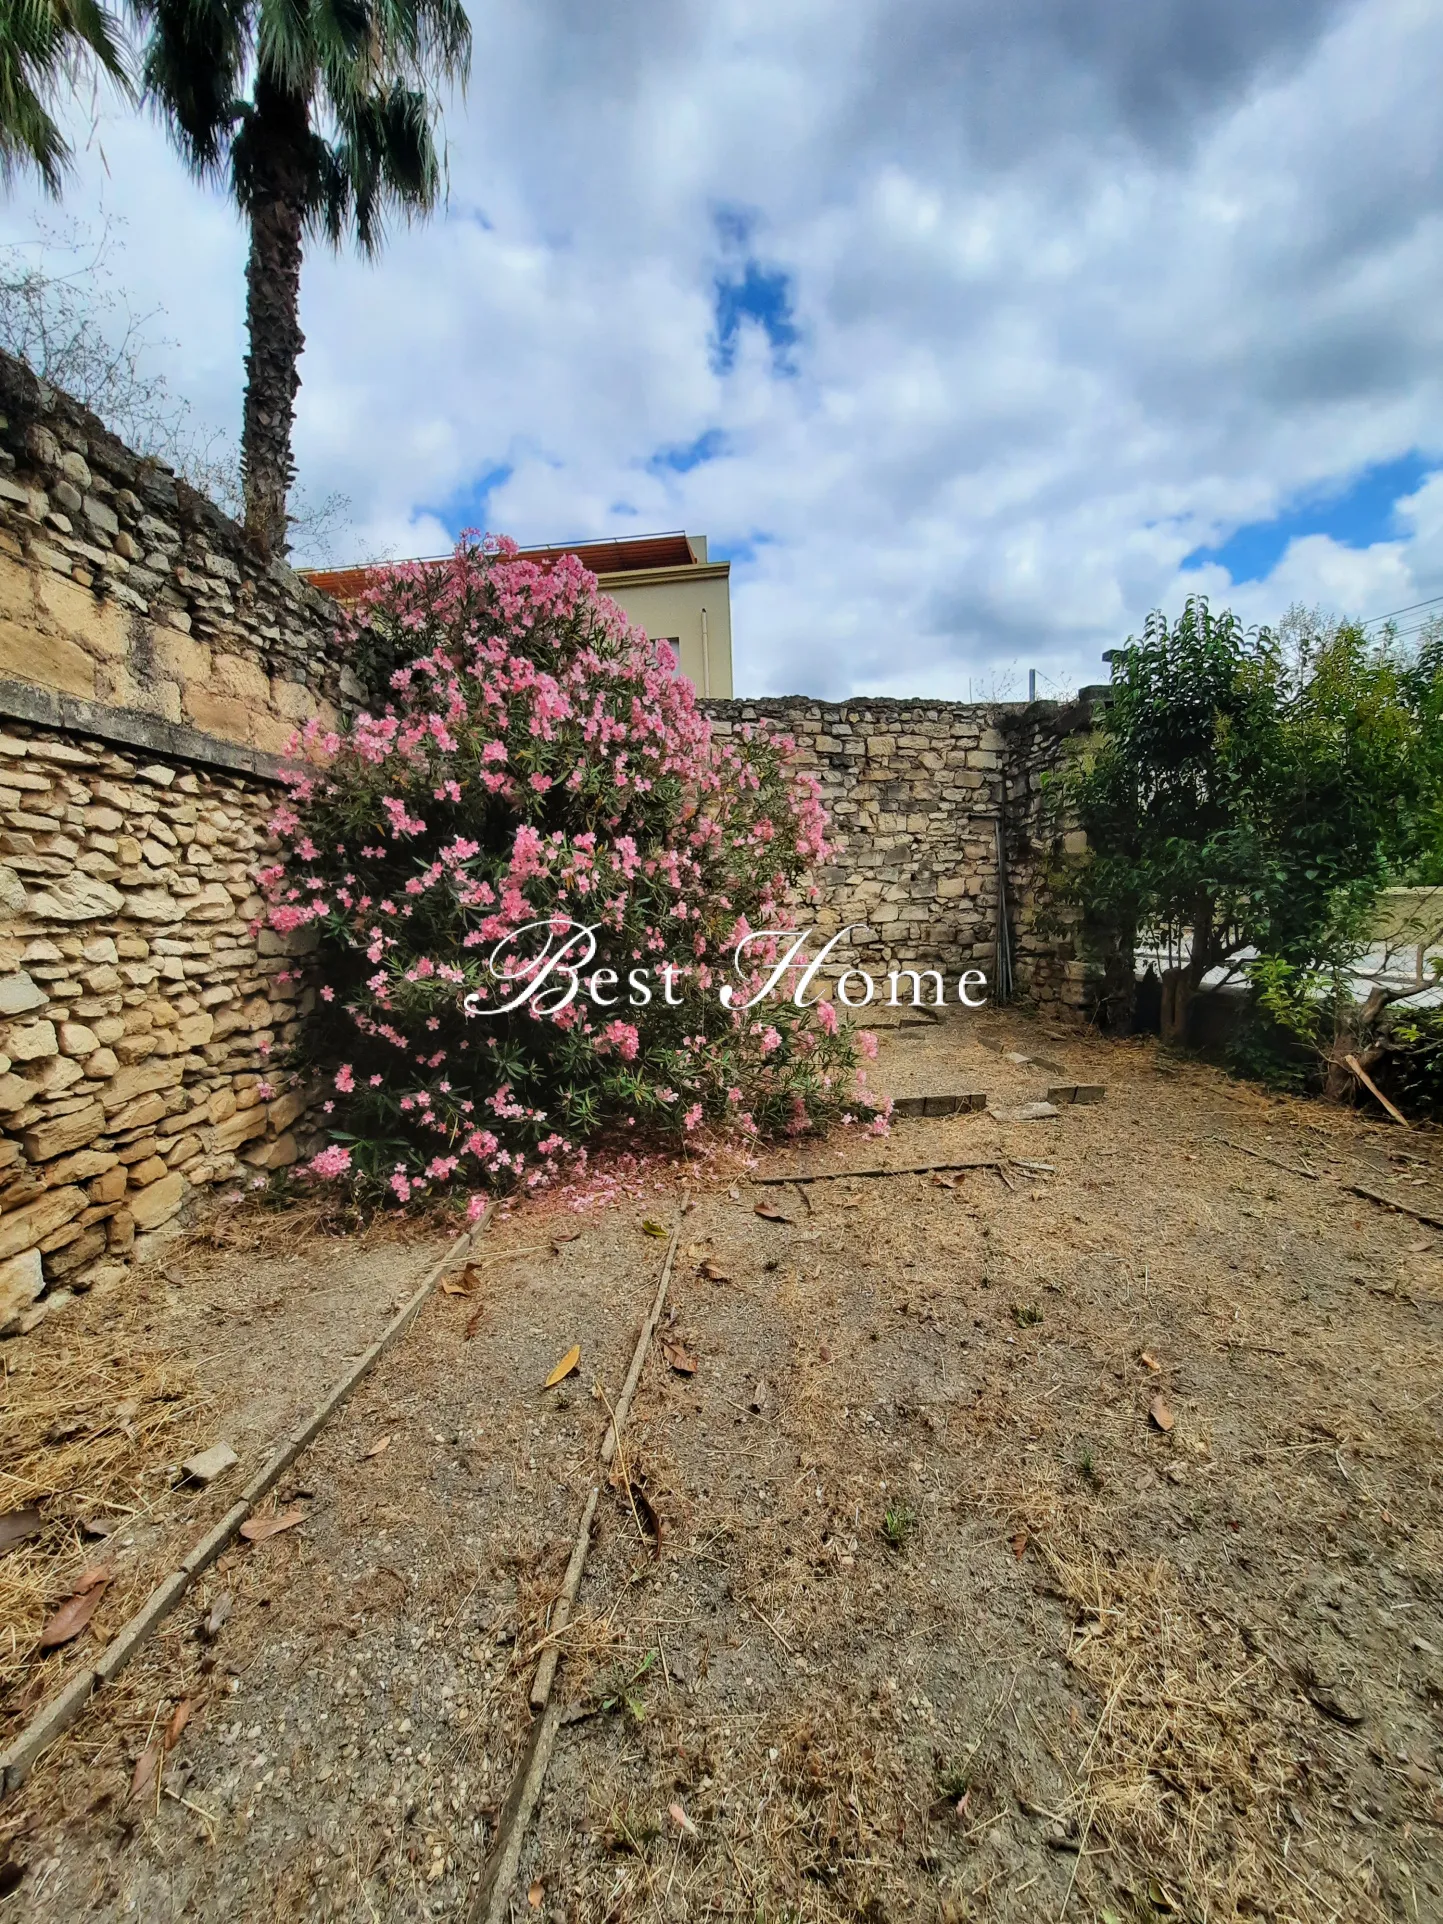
[263,538,881,1204]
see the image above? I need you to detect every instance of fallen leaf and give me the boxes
[239,1507,305,1544]
[1139,1350,1162,1373]
[464,1301,486,1341]
[551,1226,583,1245]
[1010,1531,1028,1560]
[1148,1395,1175,1433]
[698,1258,732,1283]
[819,1343,832,1363]
[545,1344,581,1388]
[527,1880,544,1909]
[1409,1237,1432,1254]
[641,1218,669,1239]
[165,1699,193,1750]
[749,1378,770,1415]
[73,1562,114,1592]
[439,1277,470,1296]
[754,1201,793,1222]
[931,1173,958,1190]
[727,1184,741,1201]
[662,1340,698,1375]
[38,1576,110,1649]
[129,1740,162,1804]
[0,1506,42,1556]
[363,1435,392,1460]
[669,1801,697,1835]
[201,1590,232,1642]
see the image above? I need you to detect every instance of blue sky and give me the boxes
[4,0,1443,697]
[1182,453,1437,589]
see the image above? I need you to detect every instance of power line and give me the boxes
[1359,591,1443,629]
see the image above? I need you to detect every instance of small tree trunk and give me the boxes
[241,82,308,558]
[1159,965,1191,1045]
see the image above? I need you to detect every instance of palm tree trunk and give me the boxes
[241,80,308,558]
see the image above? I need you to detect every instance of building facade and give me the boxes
[304,531,734,698]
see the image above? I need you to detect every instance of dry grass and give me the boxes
[0,1283,207,1712]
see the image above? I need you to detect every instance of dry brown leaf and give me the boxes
[669,1801,697,1835]
[551,1226,582,1244]
[1010,1531,1028,1560]
[165,1699,193,1750]
[239,1507,305,1544]
[1149,1395,1175,1433]
[527,1881,544,1910]
[464,1301,486,1341]
[129,1739,162,1804]
[201,1590,232,1642]
[662,1340,698,1375]
[698,1258,732,1283]
[0,1506,42,1556]
[819,1343,833,1363]
[545,1343,581,1388]
[931,1173,958,1190]
[1139,1350,1162,1373]
[754,1201,793,1222]
[38,1575,110,1649]
[73,1561,113,1592]
[439,1277,470,1296]
[363,1435,392,1460]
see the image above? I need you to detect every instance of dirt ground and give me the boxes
[2,1007,1442,1923]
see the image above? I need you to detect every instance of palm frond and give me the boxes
[326,79,437,252]
[0,0,130,192]
[135,0,248,174]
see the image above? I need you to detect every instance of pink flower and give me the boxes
[682,1103,703,1130]
[760,1027,782,1056]
[308,1145,352,1179]
[857,1030,878,1059]
[816,1000,838,1035]
[334,1064,355,1093]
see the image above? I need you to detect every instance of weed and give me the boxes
[1077,1445,1103,1491]
[1011,1302,1043,1327]
[882,1503,917,1550]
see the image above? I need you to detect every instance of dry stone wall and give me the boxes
[0,716,314,1335]
[702,696,1094,1007]
[0,348,352,755]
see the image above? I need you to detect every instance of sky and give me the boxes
[3,0,1443,700]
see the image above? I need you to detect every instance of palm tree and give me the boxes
[129,0,470,557]
[0,0,128,193]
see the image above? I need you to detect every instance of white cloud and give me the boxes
[4,0,1443,695]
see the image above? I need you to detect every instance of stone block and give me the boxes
[266,1090,306,1133]
[0,1248,45,1333]
[58,1021,99,1057]
[22,1102,104,1162]
[101,1058,183,1113]
[183,688,252,744]
[127,1155,167,1188]
[124,888,181,922]
[0,972,47,1016]
[26,875,124,921]
[210,1106,266,1153]
[0,1185,86,1263]
[0,621,96,698]
[129,1170,184,1231]
[107,1208,135,1253]
[8,1020,57,1062]
[84,1048,119,1078]
[242,1131,298,1170]
[88,1165,128,1203]
[174,1011,214,1048]
[46,1147,117,1185]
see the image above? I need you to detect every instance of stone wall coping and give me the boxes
[0,677,287,782]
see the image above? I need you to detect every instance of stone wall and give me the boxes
[701,696,1096,1005]
[0,354,341,1336]
[0,349,352,755]
[0,714,314,1335]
